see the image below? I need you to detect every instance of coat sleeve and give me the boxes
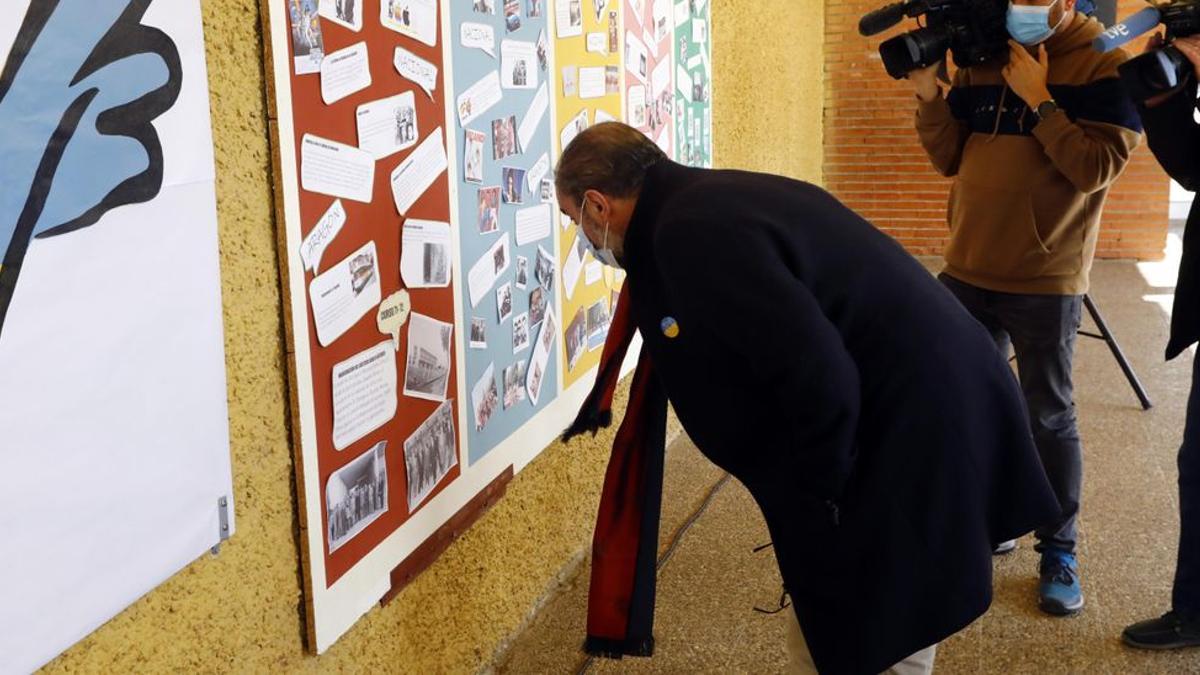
[915,68,971,177]
[1138,82,1200,191]
[652,215,860,501]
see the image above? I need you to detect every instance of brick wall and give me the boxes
[824,0,1170,260]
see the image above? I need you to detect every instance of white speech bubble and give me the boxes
[377,290,412,351]
[586,32,606,54]
[394,46,439,98]
[299,199,346,274]
[460,22,496,58]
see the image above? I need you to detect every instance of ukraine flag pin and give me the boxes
[661,317,680,339]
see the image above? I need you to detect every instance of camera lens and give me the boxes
[880,27,952,79]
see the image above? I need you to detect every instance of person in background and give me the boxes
[1123,33,1200,651]
[908,0,1141,616]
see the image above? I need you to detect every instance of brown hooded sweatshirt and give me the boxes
[916,12,1142,295]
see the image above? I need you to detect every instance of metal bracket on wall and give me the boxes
[211,496,231,555]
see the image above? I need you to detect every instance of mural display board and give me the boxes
[0,1,233,671]
[266,0,713,654]
[266,0,470,652]
[447,0,561,465]
[623,0,674,156]
[551,0,623,389]
[673,0,711,167]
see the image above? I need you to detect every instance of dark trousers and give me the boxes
[940,274,1081,554]
[1175,355,1200,614]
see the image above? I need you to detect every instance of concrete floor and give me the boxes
[497,252,1200,674]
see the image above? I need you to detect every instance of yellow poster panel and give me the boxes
[552,0,623,388]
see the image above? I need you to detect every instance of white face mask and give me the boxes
[577,198,621,268]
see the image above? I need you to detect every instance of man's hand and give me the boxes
[907,61,942,103]
[1144,33,1200,108]
[1002,40,1053,109]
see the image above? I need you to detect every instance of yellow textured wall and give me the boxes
[38,1,824,672]
[712,0,825,184]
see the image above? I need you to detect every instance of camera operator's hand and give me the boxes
[1003,40,1053,110]
[1174,35,1200,75]
[1145,33,1200,108]
[907,62,942,103]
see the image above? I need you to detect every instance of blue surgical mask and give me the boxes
[1007,0,1065,46]
[577,199,622,268]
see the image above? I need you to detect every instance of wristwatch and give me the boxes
[1035,99,1060,121]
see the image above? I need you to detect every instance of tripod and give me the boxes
[1079,294,1153,410]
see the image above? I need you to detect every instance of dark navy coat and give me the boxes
[621,160,1060,674]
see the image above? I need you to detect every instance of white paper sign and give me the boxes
[526,152,550,192]
[563,235,585,300]
[688,52,702,70]
[651,58,671,99]
[674,0,689,28]
[579,67,606,99]
[560,109,589,150]
[517,84,549,151]
[515,204,552,246]
[595,109,617,124]
[319,0,364,31]
[625,32,648,85]
[586,32,607,53]
[457,71,504,127]
[628,85,647,127]
[301,134,376,203]
[676,63,692,98]
[394,46,439,98]
[693,18,707,44]
[309,240,383,347]
[468,234,512,307]
[300,200,347,274]
[461,22,496,57]
[356,91,419,160]
[585,260,602,286]
[332,341,398,450]
[556,0,584,37]
[501,40,538,90]
[380,0,438,46]
[390,127,448,215]
[401,219,452,288]
[320,41,372,104]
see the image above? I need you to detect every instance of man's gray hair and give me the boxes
[554,121,667,204]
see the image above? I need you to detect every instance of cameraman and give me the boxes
[909,0,1142,617]
[1123,33,1200,651]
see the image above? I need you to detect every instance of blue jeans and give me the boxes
[939,274,1080,553]
[1175,355,1200,614]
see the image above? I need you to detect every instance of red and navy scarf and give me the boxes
[562,283,667,658]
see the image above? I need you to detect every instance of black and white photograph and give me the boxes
[289,0,325,74]
[403,400,458,512]
[502,166,526,204]
[326,440,388,553]
[540,178,554,203]
[503,360,527,409]
[527,360,544,404]
[470,317,488,349]
[496,283,514,324]
[493,238,508,275]
[592,0,607,21]
[534,245,555,292]
[568,0,583,30]
[395,105,416,147]
[319,0,363,31]
[421,240,450,287]
[513,57,529,87]
[586,298,610,351]
[472,363,501,431]
[527,0,543,18]
[536,29,549,72]
[529,286,546,326]
[515,255,530,289]
[404,312,454,401]
[492,115,519,160]
[349,249,377,296]
[513,312,530,353]
[474,0,495,13]
[566,306,587,371]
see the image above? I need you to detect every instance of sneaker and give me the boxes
[1123,611,1200,650]
[993,539,1017,555]
[1038,550,1084,616]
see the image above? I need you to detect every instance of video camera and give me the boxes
[859,0,1010,79]
[1096,1,1200,102]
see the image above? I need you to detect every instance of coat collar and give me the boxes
[623,160,699,270]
